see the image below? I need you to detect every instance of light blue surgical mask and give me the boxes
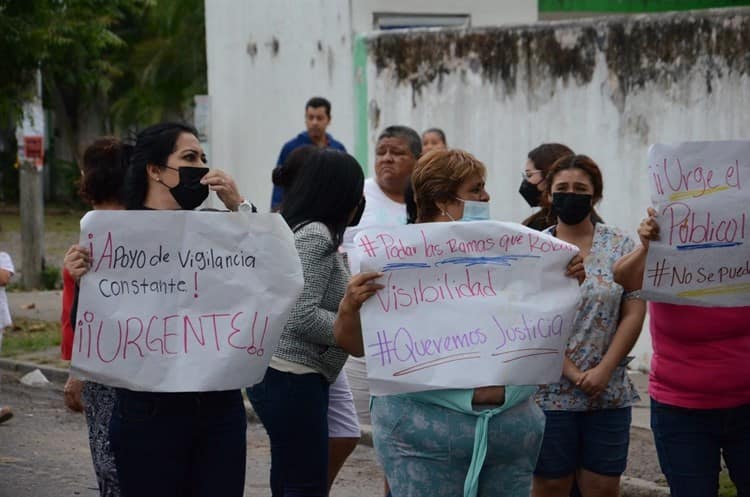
[456,198,490,221]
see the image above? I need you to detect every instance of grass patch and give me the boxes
[1,318,61,357]
[720,470,737,497]
[0,208,86,233]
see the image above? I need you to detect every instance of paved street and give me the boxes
[0,370,383,497]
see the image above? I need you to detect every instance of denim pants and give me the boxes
[651,398,750,497]
[534,407,632,478]
[109,389,247,497]
[247,367,330,497]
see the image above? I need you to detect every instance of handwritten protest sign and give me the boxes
[70,211,304,392]
[352,221,581,395]
[642,141,750,307]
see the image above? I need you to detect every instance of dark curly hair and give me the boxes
[78,137,131,206]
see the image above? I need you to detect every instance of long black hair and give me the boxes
[272,145,316,190]
[281,149,364,249]
[124,122,199,210]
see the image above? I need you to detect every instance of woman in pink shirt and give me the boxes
[613,207,750,497]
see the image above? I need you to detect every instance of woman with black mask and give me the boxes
[520,143,574,231]
[64,122,254,497]
[531,155,646,497]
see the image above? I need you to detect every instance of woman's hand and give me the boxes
[576,364,613,398]
[638,207,660,249]
[565,254,586,285]
[339,272,384,315]
[201,169,244,211]
[334,272,384,357]
[63,376,85,412]
[64,245,90,282]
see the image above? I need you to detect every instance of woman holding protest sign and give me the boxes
[246,148,366,497]
[334,148,586,497]
[62,137,130,497]
[65,122,253,497]
[531,154,646,497]
[613,208,750,497]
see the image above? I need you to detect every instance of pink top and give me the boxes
[649,302,750,409]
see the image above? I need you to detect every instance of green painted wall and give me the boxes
[539,0,749,12]
[353,35,369,176]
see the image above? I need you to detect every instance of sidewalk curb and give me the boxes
[0,357,69,385]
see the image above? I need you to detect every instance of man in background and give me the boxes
[270,97,346,210]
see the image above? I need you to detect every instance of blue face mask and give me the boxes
[457,198,490,221]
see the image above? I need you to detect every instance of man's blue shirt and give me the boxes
[271,131,346,210]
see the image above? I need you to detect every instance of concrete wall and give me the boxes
[362,8,750,370]
[204,0,535,210]
[205,0,355,210]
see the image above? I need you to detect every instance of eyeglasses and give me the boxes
[522,170,543,181]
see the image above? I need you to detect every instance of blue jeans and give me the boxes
[109,389,247,497]
[534,407,632,478]
[651,398,750,497]
[247,367,330,497]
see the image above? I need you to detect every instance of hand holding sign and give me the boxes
[637,208,659,249]
[64,244,91,282]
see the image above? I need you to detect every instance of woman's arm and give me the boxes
[284,227,340,346]
[612,246,647,292]
[0,252,13,286]
[578,294,647,397]
[613,207,659,291]
[333,272,384,356]
[562,356,583,384]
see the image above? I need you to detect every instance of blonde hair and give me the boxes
[411,149,486,222]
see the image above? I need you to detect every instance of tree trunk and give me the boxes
[19,162,44,289]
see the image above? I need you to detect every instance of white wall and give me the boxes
[363,9,750,370]
[205,0,536,210]
[205,0,355,210]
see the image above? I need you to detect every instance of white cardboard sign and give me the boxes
[642,141,750,307]
[352,221,581,395]
[71,211,303,392]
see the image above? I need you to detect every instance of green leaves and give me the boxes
[0,0,206,128]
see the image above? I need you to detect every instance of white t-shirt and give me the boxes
[343,179,407,423]
[342,178,409,273]
[359,177,407,227]
[0,252,15,329]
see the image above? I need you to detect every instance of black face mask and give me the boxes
[519,179,542,207]
[349,197,366,226]
[552,192,593,225]
[164,166,210,210]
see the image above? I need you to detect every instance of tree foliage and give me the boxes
[0,0,208,201]
[1,0,206,141]
[111,0,207,127]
